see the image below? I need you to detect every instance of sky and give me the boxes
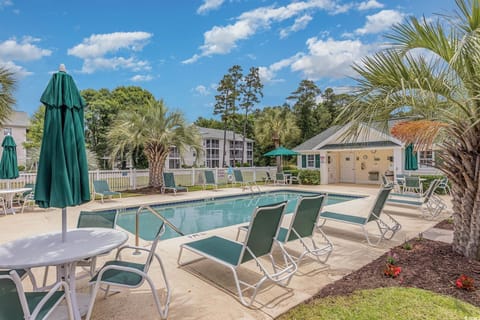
[0,0,456,122]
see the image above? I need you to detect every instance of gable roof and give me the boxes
[294,122,402,152]
[293,126,343,151]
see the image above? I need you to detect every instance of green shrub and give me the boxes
[298,169,320,185]
[17,165,25,171]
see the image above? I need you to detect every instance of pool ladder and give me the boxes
[134,205,184,249]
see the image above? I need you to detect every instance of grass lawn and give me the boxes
[279,287,480,320]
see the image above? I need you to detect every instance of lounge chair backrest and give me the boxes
[276,173,285,181]
[404,176,420,188]
[233,170,243,183]
[287,194,325,241]
[367,185,393,223]
[266,172,271,179]
[423,179,440,203]
[0,271,28,319]
[204,170,216,184]
[163,172,176,188]
[77,210,118,229]
[144,223,166,273]
[240,201,287,264]
[93,180,111,193]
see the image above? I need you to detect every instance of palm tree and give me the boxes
[254,107,300,172]
[0,67,15,125]
[339,0,480,260]
[108,100,203,188]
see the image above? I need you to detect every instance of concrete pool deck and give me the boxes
[0,184,453,319]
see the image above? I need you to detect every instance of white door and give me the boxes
[328,154,338,183]
[340,152,355,183]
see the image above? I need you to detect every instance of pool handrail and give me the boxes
[135,205,184,248]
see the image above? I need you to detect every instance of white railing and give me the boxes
[1,167,277,192]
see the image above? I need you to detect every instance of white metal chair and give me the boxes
[0,269,73,320]
[86,223,171,320]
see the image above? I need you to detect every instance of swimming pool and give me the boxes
[114,190,363,241]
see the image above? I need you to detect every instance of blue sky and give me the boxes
[0,0,455,122]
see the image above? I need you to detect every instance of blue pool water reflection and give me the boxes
[115,190,362,241]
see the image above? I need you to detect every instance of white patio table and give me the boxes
[0,228,129,320]
[0,187,32,214]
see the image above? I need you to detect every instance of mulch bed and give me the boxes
[316,238,480,308]
[434,218,454,230]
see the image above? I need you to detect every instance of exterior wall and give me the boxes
[166,136,253,169]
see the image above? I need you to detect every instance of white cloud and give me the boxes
[357,0,383,11]
[197,0,224,14]
[0,60,32,78]
[68,32,152,73]
[130,74,153,82]
[0,0,13,9]
[355,9,404,35]
[291,37,373,79]
[194,85,210,96]
[183,0,340,63]
[280,14,312,39]
[0,37,51,61]
[258,53,303,83]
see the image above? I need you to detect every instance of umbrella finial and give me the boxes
[59,64,66,72]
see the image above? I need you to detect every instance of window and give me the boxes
[205,139,220,168]
[419,150,434,168]
[169,159,180,169]
[168,146,181,169]
[307,155,315,168]
[3,128,11,136]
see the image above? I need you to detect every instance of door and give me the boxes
[328,154,338,183]
[340,152,355,183]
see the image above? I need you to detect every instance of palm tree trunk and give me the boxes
[147,150,168,188]
[441,126,480,260]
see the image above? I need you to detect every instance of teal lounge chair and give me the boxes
[402,176,423,194]
[274,173,287,185]
[237,194,333,265]
[93,180,121,203]
[233,169,260,192]
[86,223,171,320]
[0,269,73,320]
[177,202,297,307]
[387,179,446,219]
[203,170,218,190]
[162,172,187,195]
[318,186,401,246]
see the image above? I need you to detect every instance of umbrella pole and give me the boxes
[62,208,67,242]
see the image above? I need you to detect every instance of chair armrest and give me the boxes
[115,245,152,259]
[30,280,70,319]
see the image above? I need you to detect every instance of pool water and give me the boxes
[115,190,362,241]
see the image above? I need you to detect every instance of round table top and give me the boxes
[0,228,129,269]
[0,187,32,194]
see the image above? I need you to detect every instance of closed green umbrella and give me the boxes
[404,143,418,171]
[0,135,19,183]
[35,65,90,241]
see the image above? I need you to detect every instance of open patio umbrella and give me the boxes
[0,135,19,187]
[264,146,299,172]
[404,143,418,171]
[35,65,90,242]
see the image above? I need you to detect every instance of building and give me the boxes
[294,122,440,185]
[0,111,29,167]
[166,127,254,169]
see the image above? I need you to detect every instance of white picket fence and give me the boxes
[1,167,277,192]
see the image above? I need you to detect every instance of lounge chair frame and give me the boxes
[387,179,446,219]
[161,172,188,195]
[92,180,121,203]
[233,169,260,192]
[237,194,333,265]
[86,224,171,320]
[177,202,297,307]
[318,186,401,246]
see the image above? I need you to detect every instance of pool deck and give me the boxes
[0,184,453,319]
